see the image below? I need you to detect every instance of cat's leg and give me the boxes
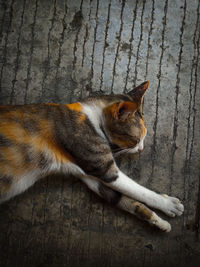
[117,195,171,232]
[78,148,184,217]
[81,175,171,232]
[104,169,184,217]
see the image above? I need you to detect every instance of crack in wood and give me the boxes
[145,0,155,80]
[111,0,126,93]
[24,0,38,104]
[133,0,146,87]
[90,0,99,86]
[10,0,26,104]
[148,0,168,187]
[99,0,111,91]
[41,0,57,101]
[169,0,187,193]
[54,0,68,102]
[72,0,83,70]
[0,0,14,95]
[123,0,138,93]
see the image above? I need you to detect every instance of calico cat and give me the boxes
[0,81,184,232]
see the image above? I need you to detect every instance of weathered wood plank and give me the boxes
[0,0,200,266]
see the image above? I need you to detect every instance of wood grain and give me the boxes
[0,0,200,266]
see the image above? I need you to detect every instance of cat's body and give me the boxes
[0,81,184,232]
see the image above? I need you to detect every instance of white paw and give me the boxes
[159,220,171,232]
[152,219,171,232]
[151,213,171,232]
[161,194,184,217]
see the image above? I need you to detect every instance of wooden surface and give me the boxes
[0,0,200,266]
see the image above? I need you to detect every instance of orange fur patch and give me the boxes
[144,80,149,89]
[140,118,146,137]
[66,102,82,112]
[0,120,74,166]
[135,202,153,221]
[45,103,59,106]
[43,135,75,164]
[0,122,29,143]
[66,102,86,123]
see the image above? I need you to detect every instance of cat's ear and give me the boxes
[114,102,138,120]
[128,81,149,103]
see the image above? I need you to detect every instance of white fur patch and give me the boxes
[0,170,40,203]
[0,158,85,204]
[106,169,164,209]
[129,129,147,154]
[82,103,106,138]
[106,169,184,217]
[81,176,100,195]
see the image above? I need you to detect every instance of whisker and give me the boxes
[112,147,125,152]
[112,147,127,153]
[114,148,131,156]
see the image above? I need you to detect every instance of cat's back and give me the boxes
[0,101,106,182]
[0,103,60,119]
[0,102,89,180]
[0,102,97,154]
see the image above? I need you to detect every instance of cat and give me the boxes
[0,81,184,232]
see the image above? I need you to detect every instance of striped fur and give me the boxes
[0,81,184,231]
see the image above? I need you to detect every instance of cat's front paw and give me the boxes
[161,194,184,217]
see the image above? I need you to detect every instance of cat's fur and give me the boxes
[0,81,184,232]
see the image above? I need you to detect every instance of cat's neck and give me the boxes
[81,100,107,140]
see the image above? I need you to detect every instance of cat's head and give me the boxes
[103,81,149,155]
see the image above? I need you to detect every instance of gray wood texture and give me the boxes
[0,0,200,266]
